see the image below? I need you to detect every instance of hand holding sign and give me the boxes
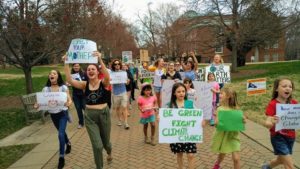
[275,104,300,131]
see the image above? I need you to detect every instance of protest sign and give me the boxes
[161,80,213,120]
[140,49,149,62]
[196,68,205,81]
[66,39,97,63]
[205,65,231,83]
[36,92,67,113]
[140,69,154,79]
[122,51,133,63]
[275,104,300,131]
[247,78,266,96]
[110,71,128,84]
[216,110,245,131]
[71,73,81,81]
[159,108,203,143]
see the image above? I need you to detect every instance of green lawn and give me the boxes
[0,64,64,75]
[0,144,37,169]
[0,109,41,140]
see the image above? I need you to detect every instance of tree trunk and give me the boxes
[231,39,238,72]
[23,67,33,94]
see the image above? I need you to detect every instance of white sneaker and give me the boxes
[77,125,83,129]
[124,123,130,130]
[117,121,122,126]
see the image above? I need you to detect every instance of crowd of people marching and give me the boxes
[34,51,297,169]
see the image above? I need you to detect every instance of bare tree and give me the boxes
[0,0,65,93]
[185,0,300,71]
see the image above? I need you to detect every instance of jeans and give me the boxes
[50,111,70,157]
[73,94,85,125]
[85,106,112,169]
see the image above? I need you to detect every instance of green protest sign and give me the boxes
[216,110,245,131]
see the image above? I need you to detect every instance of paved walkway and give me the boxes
[5,97,300,169]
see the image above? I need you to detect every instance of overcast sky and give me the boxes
[107,0,187,23]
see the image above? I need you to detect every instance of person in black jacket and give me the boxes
[71,63,87,129]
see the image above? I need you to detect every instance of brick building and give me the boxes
[171,11,285,63]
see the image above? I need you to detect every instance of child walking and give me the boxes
[207,73,220,126]
[211,87,246,169]
[262,77,297,169]
[169,83,196,169]
[137,83,158,146]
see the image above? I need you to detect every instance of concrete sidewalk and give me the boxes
[4,102,300,169]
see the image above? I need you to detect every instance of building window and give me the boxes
[272,42,279,49]
[264,54,270,62]
[272,53,279,61]
[215,45,223,53]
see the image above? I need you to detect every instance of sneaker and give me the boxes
[124,123,130,130]
[65,143,71,154]
[210,119,215,126]
[144,137,151,144]
[213,163,220,169]
[58,157,65,169]
[77,124,83,129]
[129,105,132,110]
[261,163,271,169]
[117,121,122,126]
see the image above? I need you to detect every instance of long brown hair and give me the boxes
[272,77,295,103]
[221,87,238,109]
[169,83,187,108]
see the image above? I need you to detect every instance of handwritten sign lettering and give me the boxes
[66,39,97,63]
[159,108,203,143]
[275,104,300,131]
[110,71,128,84]
[205,65,231,83]
[36,92,67,113]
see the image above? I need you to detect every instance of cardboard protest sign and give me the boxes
[110,71,128,84]
[122,51,133,63]
[216,110,245,131]
[161,80,213,120]
[205,65,231,83]
[275,104,300,131]
[140,49,149,62]
[247,78,266,96]
[140,69,154,79]
[36,92,67,113]
[66,39,97,63]
[159,108,203,143]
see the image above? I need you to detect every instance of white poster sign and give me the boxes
[275,104,300,131]
[36,92,67,113]
[159,108,203,143]
[110,71,128,84]
[205,65,231,83]
[66,39,97,63]
[161,80,213,119]
[122,51,133,63]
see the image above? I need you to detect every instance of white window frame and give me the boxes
[264,54,270,62]
[215,45,223,53]
[272,53,279,61]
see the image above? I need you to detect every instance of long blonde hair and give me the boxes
[221,87,238,109]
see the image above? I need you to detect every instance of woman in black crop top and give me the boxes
[64,51,112,169]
